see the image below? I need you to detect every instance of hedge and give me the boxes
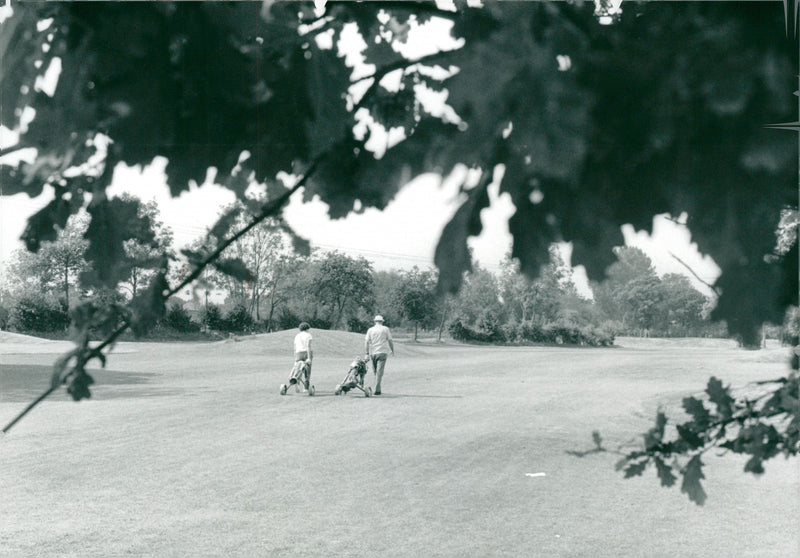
[450,318,615,347]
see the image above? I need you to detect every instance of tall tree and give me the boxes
[117,194,174,299]
[619,274,665,334]
[392,266,439,341]
[7,213,89,309]
[373,270,405,328]
[206,208,285,319]
[184,200,308,324]
[454,264,503,327]
[593,246,660,330]
[655,274,709,336]
[594,248,713,336]
[499,246,577,325]
[312,251,375,329]
[262,252,305,332]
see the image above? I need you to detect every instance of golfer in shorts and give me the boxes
[364,315,394,395]
[294,322,313,379]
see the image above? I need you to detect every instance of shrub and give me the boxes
[275,309,300,331]
[347,316,371,334]
[542,320,616,347]
[304,316,331,330]
[448,318,495,343]
[784,307,800,338]
[204,304,225,331]
[163,304,200,333]
[501,321,522,344]
[11,294,70,332]
[275,310,331,331]
[588,323,617,346]
[475,310,504,342]
[448,318,471,342]
[223,304,254,332]
[0,304,9,330]
[449,316,615,347]
[546,321,581,345]
[520,321,547,343]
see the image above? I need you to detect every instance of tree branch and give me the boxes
[668,251,721,297]
[325,1,463,24]
[353,49,459,111]
[0,142,32,159]
[164,161,318,300]
[1,385,59,435]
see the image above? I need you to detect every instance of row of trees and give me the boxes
[1,198,722,343]
[1,193,173,332]
[177,208,727,343]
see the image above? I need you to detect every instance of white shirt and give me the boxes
[365,324,393,355]
[294,331,312,353]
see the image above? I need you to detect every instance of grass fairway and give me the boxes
[1,332,798,557]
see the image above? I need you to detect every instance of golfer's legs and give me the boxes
[372,353,387,391]
[292,352,308,385]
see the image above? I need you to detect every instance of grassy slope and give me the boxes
[0,332,797,557]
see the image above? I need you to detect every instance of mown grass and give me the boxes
[0,332,797,557]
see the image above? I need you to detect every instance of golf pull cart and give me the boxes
[334,356,372,397]
[280,359,315,396]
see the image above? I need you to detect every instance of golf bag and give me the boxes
[280,359,314,396]
[334,356,372,397]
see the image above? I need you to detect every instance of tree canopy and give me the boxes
[2,1,796,345]
[392,266,439,340]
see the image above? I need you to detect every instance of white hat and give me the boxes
[374,315,384,322]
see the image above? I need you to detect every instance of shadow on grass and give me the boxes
[284,392,463,399]
[565,447,607,458]
[565,431,608,457]
[0,364,165,402]
[369,393,463,399]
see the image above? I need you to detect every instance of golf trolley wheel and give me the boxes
[308,385,315,396]
[334,384,342,395]
[280,384,287,396]
[365,387,372,398]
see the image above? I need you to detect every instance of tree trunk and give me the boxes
[414,321,418,342]
[267,284,278,332]
[248,287,256,321]
[328,300,338,329]
[63,263,70,309]
[335,299,345,329]
[437,302,449,343]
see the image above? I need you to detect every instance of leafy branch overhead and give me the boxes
[616,373,800,505]
[2,1,795,347]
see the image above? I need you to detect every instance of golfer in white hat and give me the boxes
[364,315,394,395]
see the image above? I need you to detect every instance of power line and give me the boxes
[311,242,433,264]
